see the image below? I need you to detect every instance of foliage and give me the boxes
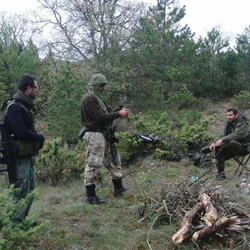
[0,82,9,108]
[35,56,59,118]
[231,90,250,110]
[0,13,40,93]
[0,187,44,249]
[36,137,86,186]
[46,62,85,143]
[126,1,197,109]
[117,110,213,163]
[166,87,197,110]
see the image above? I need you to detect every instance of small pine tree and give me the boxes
[47,62,86,143]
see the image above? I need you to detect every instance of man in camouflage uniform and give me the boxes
[209,108,250,179]
[81,74,129,204]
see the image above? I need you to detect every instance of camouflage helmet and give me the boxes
[89,74,108,86]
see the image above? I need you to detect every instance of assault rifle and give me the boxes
[107,126,119,165]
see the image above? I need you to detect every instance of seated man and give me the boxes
[207,108,250,179]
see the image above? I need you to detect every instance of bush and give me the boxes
[166,87,197,110]
[117,110,213,162]
[231,90,250,110]
[0,187,44,249]
[36,138,86,186]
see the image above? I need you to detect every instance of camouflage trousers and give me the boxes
[83,132,122,186]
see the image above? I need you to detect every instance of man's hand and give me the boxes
[209,143,216,151]
[119,108,130,118]
[209,139,223,151]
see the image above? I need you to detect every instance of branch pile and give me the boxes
[137,175,250,248]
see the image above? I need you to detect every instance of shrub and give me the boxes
[166,87,197,110]
[36,138,86,186]
[0,187,44,249]
[231,90,250,110]
[117,110,213,162]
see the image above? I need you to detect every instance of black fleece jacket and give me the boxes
[7,103,44,142]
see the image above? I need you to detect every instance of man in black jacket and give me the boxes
[5,75,44,225]
[81,73,129,204]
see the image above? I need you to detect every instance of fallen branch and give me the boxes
[192,216,241,242]
[200,193,219,226]
[228,203,250,218]
[138,205,165,223]
[172,202,203,245]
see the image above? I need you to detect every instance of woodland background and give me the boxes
[1,0,250,249]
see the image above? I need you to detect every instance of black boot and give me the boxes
[112,178,127,197]
[86,184,106,205]
[215,159,226,180]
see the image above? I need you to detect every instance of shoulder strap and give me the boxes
[0,99,15,123]
[1,98,13,113]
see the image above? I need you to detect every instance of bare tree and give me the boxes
[37,0,145,69]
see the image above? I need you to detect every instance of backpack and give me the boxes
[0,99,18,183]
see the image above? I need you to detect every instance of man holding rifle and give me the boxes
[81,73,129,204]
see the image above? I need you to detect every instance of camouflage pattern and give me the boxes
[83,132,122,186]
[89,74,108,85]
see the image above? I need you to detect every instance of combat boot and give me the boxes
[112,178,128,197]
[86,184,106,205]
[215,159,226,180]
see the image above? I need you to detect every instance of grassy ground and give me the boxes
[4,156,246,250]
[1,103,250,249]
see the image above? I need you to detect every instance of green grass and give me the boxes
[1,158,250,250]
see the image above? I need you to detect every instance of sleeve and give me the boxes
[8,104,44,142]
[83,95,120,122]
[221,122,249,142]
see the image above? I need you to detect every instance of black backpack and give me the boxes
[0,99,18,183]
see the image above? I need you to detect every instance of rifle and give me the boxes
[107,127,119,165]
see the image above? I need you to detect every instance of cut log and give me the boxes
[192,216,241,242]
[200,193,219,226]
[172,202,203,245]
